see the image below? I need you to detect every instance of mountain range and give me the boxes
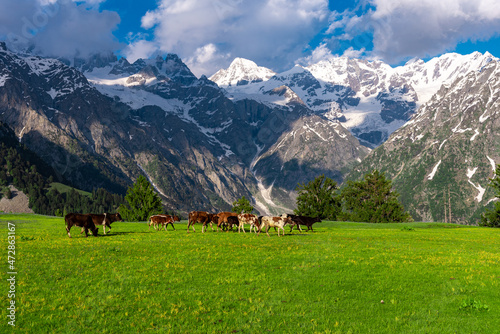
[0,40,498,221]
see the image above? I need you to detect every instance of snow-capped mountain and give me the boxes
[348,55,500,223]
[210,57,276,87]
[211,52,497,147]
[0,42,367,215]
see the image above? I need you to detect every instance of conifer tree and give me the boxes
[480,164,500,228]
[119,175,163,221]
[294,174,341,220]
[341,170,412,223]
[231,196,254,214]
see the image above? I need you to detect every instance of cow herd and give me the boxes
[64,210,321,238]
[185,211,322,237]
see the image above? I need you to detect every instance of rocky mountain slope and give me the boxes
[211,52,496,147]
[347,57,500,223]
[0,42,367,215]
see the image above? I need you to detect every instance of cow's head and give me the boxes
[115,213,124,222]
[92,227,99,237]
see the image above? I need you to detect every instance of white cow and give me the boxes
[258,214,293,237]
[237,213,259,233]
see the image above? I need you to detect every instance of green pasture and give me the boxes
[1,214,499,333]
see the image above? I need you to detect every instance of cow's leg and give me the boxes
[171,222,176,231]
[84,227,89,237]
[266,226,270,237]
[103,224,107,235]
[66,225,72,238]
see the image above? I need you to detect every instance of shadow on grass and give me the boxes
[103,231,150,236]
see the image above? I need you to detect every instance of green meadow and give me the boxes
[1,214,499,333]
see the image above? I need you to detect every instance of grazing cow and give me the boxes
[237,213,259,233]
[258,214,293,237]
[82,213,123,235]
[216,212,239,232]
[65,213,98,238]
[288,215,322,232]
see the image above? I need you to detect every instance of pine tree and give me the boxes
[480,164,500,228]
[341,170,412,223]
[231,196,254,214]
[294,175,341,220]
[119,175,163,221]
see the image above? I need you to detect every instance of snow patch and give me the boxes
[439,140,447,150]
[468,180,485,202]
[427,160,442,180]
[467,167,478,179]
[487,156,496,172]
[470,129,480,141]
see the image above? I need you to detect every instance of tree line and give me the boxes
[0,132,124,216]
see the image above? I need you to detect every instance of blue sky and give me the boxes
[2,0,500,76]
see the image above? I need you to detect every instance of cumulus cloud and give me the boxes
[185,43,231,77]
[329,0,500,63]
[0,0,121,59]
[123,40,158,63]
[296,43,335,66]
[135,0,329,76]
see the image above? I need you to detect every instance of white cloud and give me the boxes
[0,0,121,59]
[185,43,231,77]
[296,43,335,66]
[135,0,329,75]
[123,40,158,63]
[329,0,500,63]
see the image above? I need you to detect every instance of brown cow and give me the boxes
[65,213,98,238]
[188,211,211,232]
[148,215,176,231]
[216,212,239,232]
[204,214,219,233]
[81,213,123,235]
[163,215,180,231]
[288,214,321,232]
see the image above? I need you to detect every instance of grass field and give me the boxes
[1,214,499,333]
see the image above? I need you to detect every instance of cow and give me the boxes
[216,212,239,232]
[226,215,240,231]
[204,214,219,233]
[258,214,293,237]
[148,215,177,231]
[81,213,123,235]
[237,213,259,233]
[288,215,322,232]
[65,213,98,238]
[188,211,216,233]
[163,215,180,231]
[148,215,162,231]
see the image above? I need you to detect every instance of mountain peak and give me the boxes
[210,57,276,87]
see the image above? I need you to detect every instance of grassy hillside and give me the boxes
[1,214,499,333]
[48,183,92,198]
